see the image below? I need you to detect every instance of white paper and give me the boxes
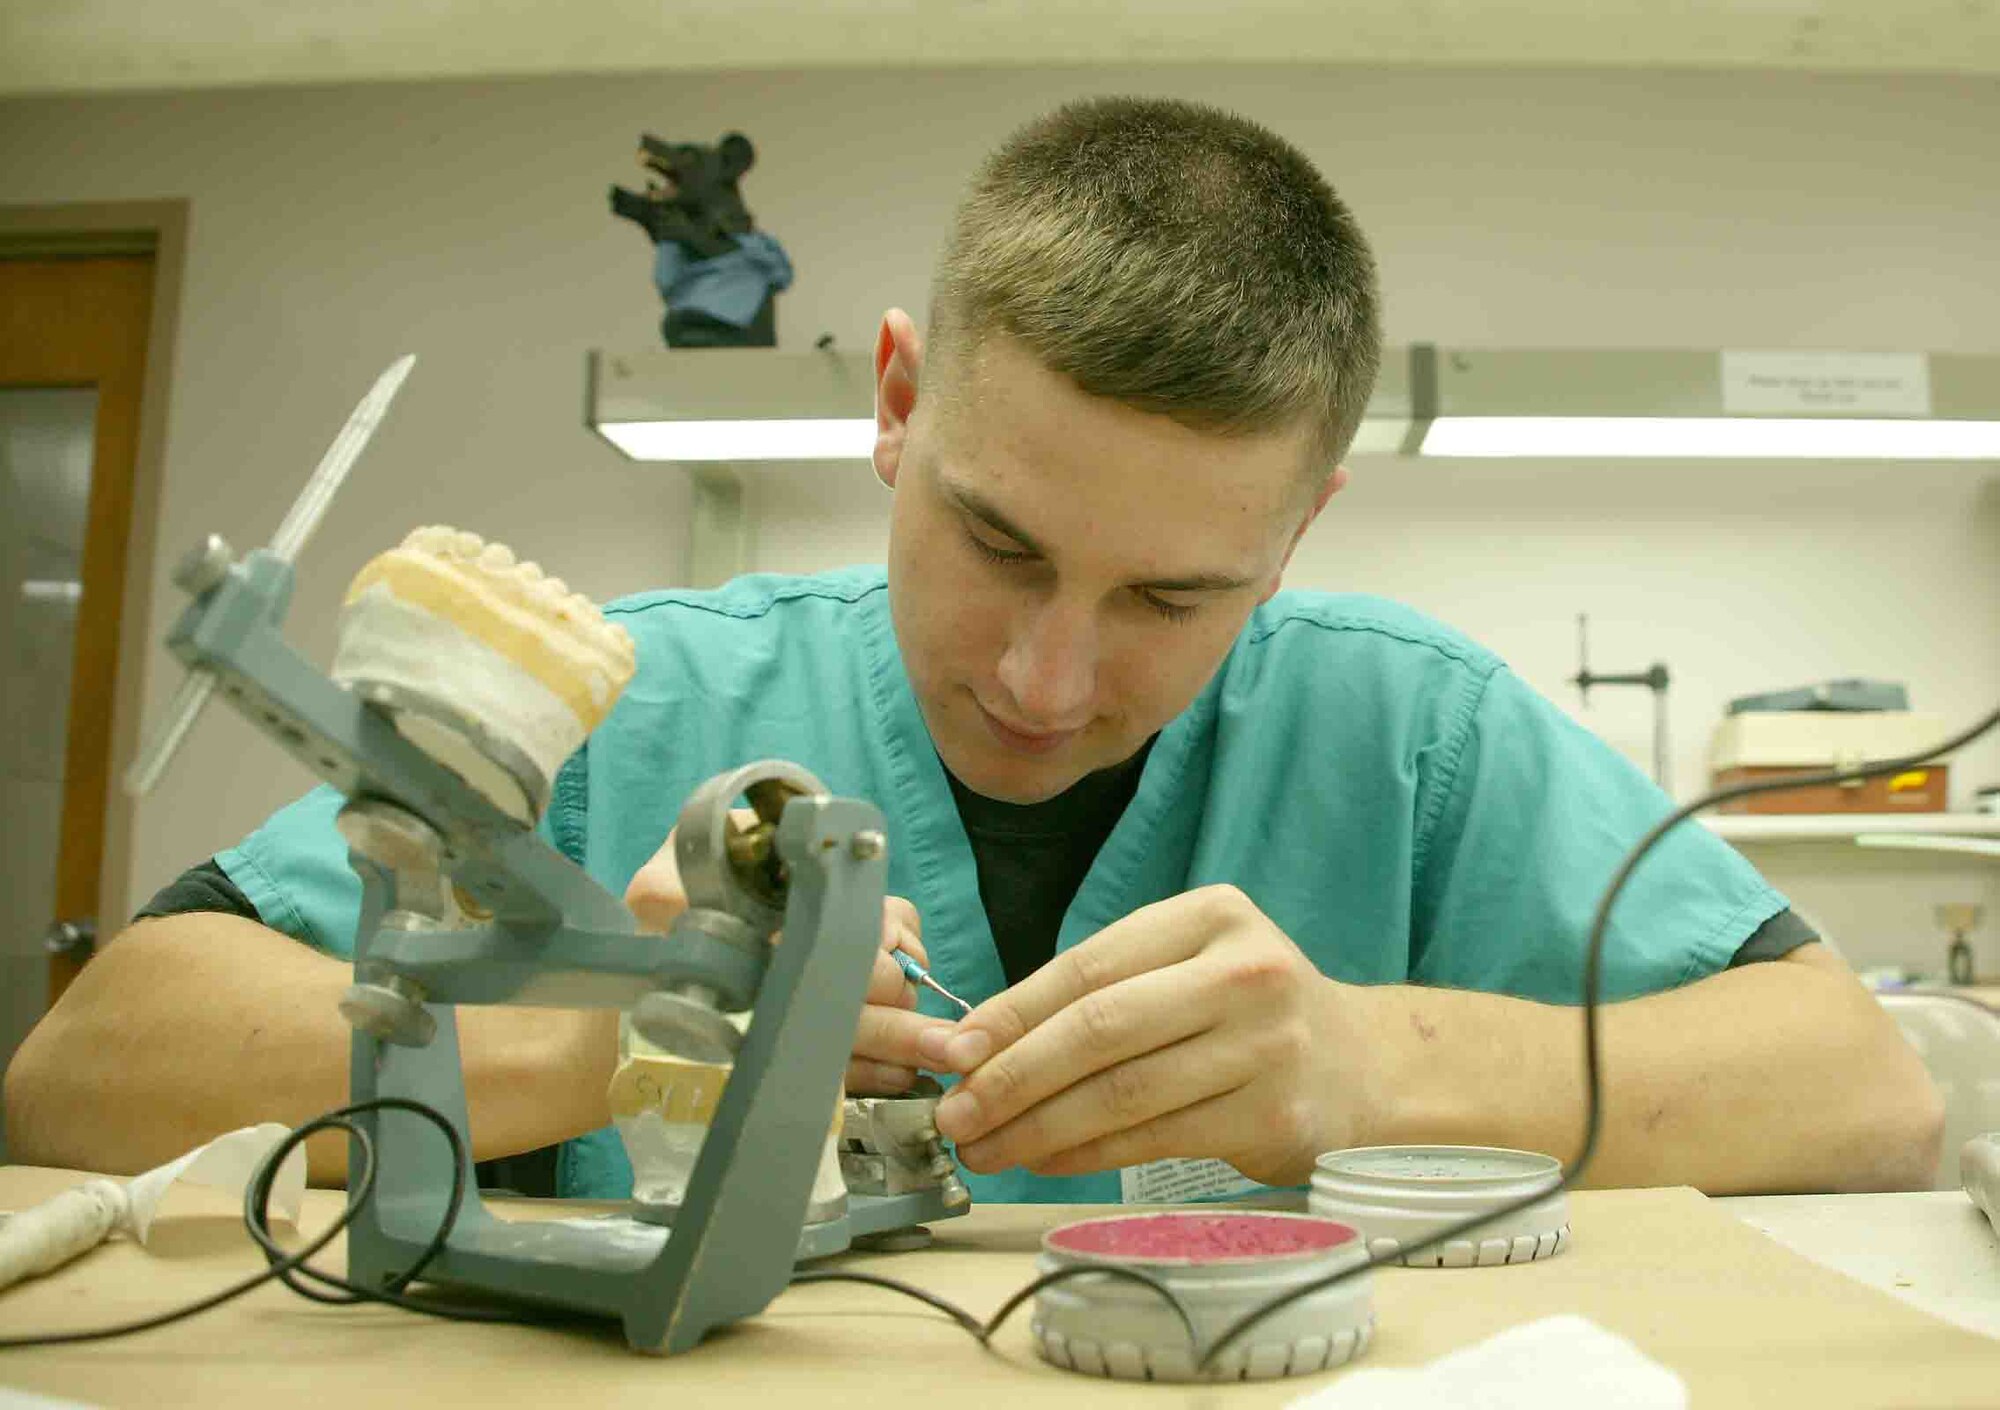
[1286,1314,1686,1410]
[123,1122,307,1244]
[1119,1156,1263,1204]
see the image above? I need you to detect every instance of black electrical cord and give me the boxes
[705,702,2000,1375]
[0,1097,534,1348]
[235,1098,530,1322]
[792,1260,1199,1353]
[6,706,1994,1364]
[1192,701,2000,1372]
[788,1268,990,1337]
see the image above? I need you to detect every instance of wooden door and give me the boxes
[0,256,155,1019]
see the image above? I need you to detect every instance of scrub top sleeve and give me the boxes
[214,784,366,960]
[1413,666,1788,1004]
[544,746,590,865]
[213,754,585,963]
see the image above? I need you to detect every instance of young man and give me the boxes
[6,98,1940,1203]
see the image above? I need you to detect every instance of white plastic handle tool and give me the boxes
[121,354,416,797]
[0,1179,129,1292]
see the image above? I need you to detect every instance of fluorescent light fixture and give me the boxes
[596,417,876,462]
[587,346,2000,465]
[1420,416,2000,460]
[588,349,883,464]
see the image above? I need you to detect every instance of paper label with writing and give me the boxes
[1721,351,1931,416]
[1120,1156,1263,1204]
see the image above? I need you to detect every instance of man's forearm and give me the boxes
[3,915,617,1185]
[1339,945,1943,1194]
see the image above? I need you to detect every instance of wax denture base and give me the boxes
[1046,1211,1358,1263]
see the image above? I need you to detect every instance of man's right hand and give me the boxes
[623,822,955,1095]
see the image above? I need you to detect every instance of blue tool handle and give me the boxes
[890,947,973,1014]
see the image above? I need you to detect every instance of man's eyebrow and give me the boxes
[941,480,1049,558]
[940,477,1256,594]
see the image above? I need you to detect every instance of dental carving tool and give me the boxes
[892,948,973,1015]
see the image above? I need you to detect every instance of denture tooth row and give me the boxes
[398,524,635,663]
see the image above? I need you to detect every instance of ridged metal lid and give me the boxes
[1309,1145,1571,1268]
[1033,1210,1374,1382]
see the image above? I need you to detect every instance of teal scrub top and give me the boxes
[217,566,1786,1203]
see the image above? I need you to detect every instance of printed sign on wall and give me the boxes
[1721,351,1932,417]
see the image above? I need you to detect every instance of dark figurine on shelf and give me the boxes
[609,131,792,348]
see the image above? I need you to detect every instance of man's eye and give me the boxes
[1140,592,1200,626]
[966,531,1034,565]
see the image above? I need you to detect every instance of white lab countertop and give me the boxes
[1718,1190,2000,1339]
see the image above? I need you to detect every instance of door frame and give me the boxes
[1,201,188,947]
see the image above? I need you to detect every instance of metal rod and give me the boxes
[122,670,218,797]
[1570,613,1673,793]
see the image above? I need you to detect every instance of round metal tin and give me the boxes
[1309,1145,1570,1268]
[1031,1210,1373,1382]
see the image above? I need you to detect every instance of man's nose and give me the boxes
[996,600,1097,726]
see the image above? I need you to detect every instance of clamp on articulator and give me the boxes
[125,358,970,1353]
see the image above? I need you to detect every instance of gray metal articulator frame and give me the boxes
[155,541,965,1352]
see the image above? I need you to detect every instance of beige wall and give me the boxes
[2,63,1996,974]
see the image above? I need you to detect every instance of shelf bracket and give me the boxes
[686,465,751,588]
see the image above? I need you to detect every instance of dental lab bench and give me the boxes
[2,1165,1996,1407]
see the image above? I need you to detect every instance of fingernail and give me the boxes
[916,1025,954,1065]
[944,1029,991,1071]
[935,1089,979,1140]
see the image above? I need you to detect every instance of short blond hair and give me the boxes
[928,96,1382,475]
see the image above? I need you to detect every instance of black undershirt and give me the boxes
[945,738,1157,987]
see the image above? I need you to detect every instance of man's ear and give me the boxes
[1259,463,1348,602]
[873,309,924,490]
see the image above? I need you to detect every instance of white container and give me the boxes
[1709,711,1949,773]
[1032,1209,1373,1382]
[1309,1145,1570,1268]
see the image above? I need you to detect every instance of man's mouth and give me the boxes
[975,699,1082,756]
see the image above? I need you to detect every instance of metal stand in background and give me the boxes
[1572,614,1673,793]
[1937,903,1985,987]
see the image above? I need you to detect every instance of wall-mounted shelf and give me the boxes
[1701,813,2000,843]
[584,344,2000,580]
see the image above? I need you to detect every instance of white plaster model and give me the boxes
[330,526,636,821]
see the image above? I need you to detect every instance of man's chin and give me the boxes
[940,743,1082,805]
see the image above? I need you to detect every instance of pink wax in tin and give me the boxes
[1045,1211,1358,1265]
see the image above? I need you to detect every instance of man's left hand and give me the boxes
[918,884,1368,1186]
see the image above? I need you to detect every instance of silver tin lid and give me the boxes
[1309,1145,1570,1268]
[1031,1210,1374,1382]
